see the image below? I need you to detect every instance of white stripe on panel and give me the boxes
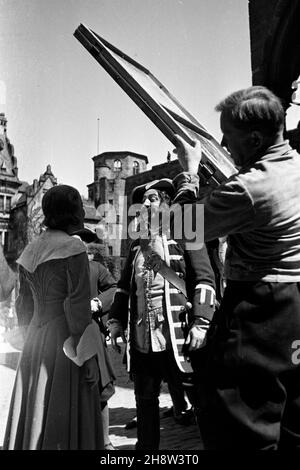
[169,288,180,294]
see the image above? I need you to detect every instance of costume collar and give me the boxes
[17,229,86,273]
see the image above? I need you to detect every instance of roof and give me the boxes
[92,151,148,164]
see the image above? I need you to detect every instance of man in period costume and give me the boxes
[108,179,216,450]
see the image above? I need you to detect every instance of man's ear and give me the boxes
[250,131,264,148]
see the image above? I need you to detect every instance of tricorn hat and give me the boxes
[131,178,174,204]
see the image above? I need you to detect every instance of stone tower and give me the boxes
[87,151,148,258]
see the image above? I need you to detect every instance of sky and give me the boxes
[0,0,280,196]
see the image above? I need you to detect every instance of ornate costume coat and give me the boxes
[110,237,216,374]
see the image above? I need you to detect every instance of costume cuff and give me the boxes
[192,316,211,328]
[172,172,200,203]
[63,320,102,367]
[192,284,216,321]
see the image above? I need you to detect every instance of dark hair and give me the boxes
[42,185,84,232]
[215,86,285,136]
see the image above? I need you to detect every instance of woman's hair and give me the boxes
[215,86,285,136]
[42,185,84,232]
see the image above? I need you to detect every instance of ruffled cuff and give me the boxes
[63,320,102,366]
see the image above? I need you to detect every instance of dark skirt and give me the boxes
[3,315,104,450]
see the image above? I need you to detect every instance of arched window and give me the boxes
[114,159,122,171]
[133,161,140,175]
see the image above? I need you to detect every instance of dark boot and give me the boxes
[135,397,160,450]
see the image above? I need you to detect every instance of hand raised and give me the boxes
[173,134,202,175]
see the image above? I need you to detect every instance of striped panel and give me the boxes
[175,339,185,345]
[167,240,178,245]
[149,289,164,295]
[169,288,180,294]
[170,305,185,311]
[116,288,129,295]
[195,283,216,306]
[169,255,183,261]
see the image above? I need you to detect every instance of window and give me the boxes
[5,196,11,212]
[113,159,122,171]
[133,161,140,175]
[116,215,120,224]
[0,195,4,212]
[108,181,114,192]
[108,199,114,206]
[108,246,113,256]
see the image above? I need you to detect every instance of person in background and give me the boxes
[84,238,117,451]
[108,179,216,450]
[0,243,16,302]
[172,86,300,450]
[4,185,104,450]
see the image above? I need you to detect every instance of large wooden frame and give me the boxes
[74,23,237,187]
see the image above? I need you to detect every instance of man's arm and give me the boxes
[184,244,216,323]
[107,245,136,351]
[94,264,117,315]
[108,241,138,328]
[183,242,216,350]
[172,135,256,242]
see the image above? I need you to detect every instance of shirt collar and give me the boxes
[259,140,292,160]
[239,140,293,171]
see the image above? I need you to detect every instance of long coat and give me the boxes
[110,237,216,374]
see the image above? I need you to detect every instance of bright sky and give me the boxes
[0,0,254,196]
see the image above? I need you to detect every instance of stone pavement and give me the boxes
[0,336,203,451]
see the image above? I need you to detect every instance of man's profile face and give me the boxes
[142,189,161,209]
[220,114,256,167]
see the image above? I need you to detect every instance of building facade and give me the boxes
[0,114,21,251]
[8,165,58,263]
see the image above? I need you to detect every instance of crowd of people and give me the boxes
[1,85,300,450]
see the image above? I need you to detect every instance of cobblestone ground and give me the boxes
[0,338,203,451]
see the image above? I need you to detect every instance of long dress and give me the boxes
[3,229,104,450]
